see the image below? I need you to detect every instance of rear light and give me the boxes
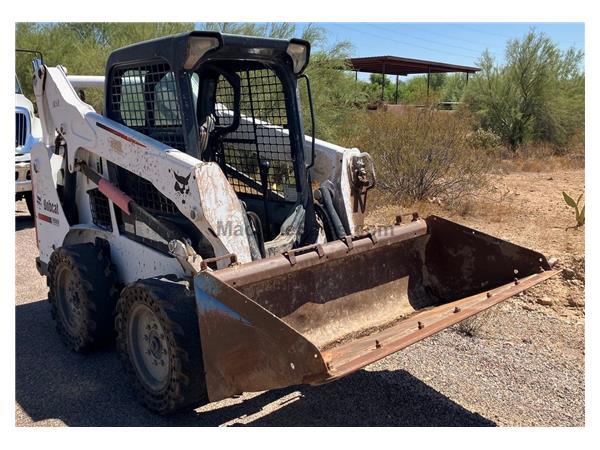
[184,36,221,70]
[286,41,310,74]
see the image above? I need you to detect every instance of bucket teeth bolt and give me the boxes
[375,340,382,349]
[418,321,425,330]
[454,307,461,313]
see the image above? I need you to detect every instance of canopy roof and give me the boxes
[347,55,480,76]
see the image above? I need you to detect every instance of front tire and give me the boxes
[47,241,119,352]
[115,278,208,414]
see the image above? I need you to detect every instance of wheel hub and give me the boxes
[56,267,84,334]
[128,302,170,391]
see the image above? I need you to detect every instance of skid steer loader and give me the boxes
[29,31,558,414]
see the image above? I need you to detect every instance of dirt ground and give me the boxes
[15,168,584,427]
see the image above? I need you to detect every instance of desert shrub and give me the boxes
[466,128,502,152]
[339,109,490,204]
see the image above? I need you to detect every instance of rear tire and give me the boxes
[115,277,208,414]
[47,241,119,352]
[24,191,34,216]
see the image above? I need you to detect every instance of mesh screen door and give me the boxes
[214,69,298,203]
[109,63,182,215]
[110,62,186,151]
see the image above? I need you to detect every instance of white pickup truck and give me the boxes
[15,75,42,215]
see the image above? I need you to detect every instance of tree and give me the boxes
[441,73,469,103]
[464,30,584,151]
[367,73,397,102]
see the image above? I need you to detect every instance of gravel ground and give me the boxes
[15,183,585,426]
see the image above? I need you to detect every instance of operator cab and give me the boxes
[105,32,319,259]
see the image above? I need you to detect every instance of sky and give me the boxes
[299,23,584,67]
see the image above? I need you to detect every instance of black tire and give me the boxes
[24,191,34,217]
[115,277,208,414]
[47,241,119,352]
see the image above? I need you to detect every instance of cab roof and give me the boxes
[106,31,310,74]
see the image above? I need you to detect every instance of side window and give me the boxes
[118,68,146,127]
[110,63,186,151]
[154,72,181,126]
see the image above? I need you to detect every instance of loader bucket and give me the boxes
[193,216,558,402]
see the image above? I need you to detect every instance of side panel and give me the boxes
[63,226,185,284]
[30,142,71,263]
[109,235,185,284]
[193,272,326,402]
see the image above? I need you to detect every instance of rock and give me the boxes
[562,268,575,280]
[522,304,536,311]
[536,297,554,306]
[567,296,584,308]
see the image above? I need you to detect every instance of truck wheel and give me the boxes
[115,278,208,414]
[47,242,119,352]
[24,192,34,216]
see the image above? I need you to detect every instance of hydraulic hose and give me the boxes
[319,182,346,239]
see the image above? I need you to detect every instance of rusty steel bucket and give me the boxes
[193,216,558,402]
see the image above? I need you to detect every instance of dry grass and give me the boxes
[489,140,585,174]
[496,155,585,173]
[366,183,517,226]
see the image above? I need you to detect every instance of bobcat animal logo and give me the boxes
[173,171,191,195]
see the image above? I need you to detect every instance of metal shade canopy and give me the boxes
[347,55,480,76]
[346,55,480,102]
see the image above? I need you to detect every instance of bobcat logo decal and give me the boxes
[173,171,191,196]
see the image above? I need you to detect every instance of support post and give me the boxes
[395,75,399,104]
[427,66,431,103]
[355,70,358,82]
[381,63,386,101]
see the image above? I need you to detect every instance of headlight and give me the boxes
[286,40,310,74]
[184,36,221,70]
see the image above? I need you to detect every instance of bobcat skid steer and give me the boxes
[30,32,558,414]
